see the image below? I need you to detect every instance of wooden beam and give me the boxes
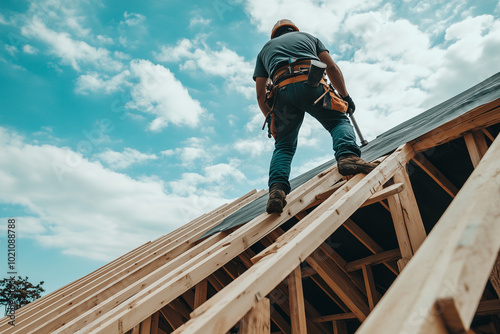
[357,135,500,334]
[483,128,495,141]
[313,312,357,322]
[476,299,500,316]
[194,279,208,309]
[307,248,370,321]
[288,267,307,334]
[411,99,500,152]
[392,168,427,253]
[55,165,344,334]
[150,312,160,334]
[464,132,483,167]
[346,249,401,272]
[387,194,413,271]
[343,219,399,275]
[412,153,459,198]
[140,316,152,334]
[361,264,378,311]
[310,274,350,313]
[361,182,404,207]
[131,324,140,334]
[240,298,271,334]
[170,144,415,334]
[332,320,348,334]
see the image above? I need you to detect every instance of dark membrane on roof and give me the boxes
[202,72,500,238]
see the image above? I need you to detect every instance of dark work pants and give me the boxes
[269,81,361,194]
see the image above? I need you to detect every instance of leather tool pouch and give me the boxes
[320,83,348,113]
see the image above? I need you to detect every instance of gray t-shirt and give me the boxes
[253,31,329,81]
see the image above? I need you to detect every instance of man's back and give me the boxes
[254,31,328,80]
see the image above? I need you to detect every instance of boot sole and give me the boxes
[266,199,287,214]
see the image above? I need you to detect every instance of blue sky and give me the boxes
[0,0,499,295]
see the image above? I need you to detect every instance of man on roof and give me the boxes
[253,19,379,214]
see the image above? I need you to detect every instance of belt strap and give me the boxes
[272,60,311,83]
[275,74,309,88]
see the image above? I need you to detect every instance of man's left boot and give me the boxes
[337,154,380,176]
[266,183,287,214]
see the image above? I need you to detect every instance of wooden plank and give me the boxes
[412,153,459,198]
[483,128,495,141]
[313,312,357,322]
[387,194,413,270]
[310,274,350,313]
[194,279,208,309]
[159,307,185,330]
[168,144,414,334]
[411,100,500,152]
[357,135,500,334]
[287,267,307,334]
[240,298,271,334]
[476,299,500,316]
[306,248,370,321]
[361,182,404,207]
[140,316,152,334]
[131,324,140,334]
[361,264,378,311]
[346,249,401,271]
[150,312,160,334]
[464,132,483,168]
[343,219,399,275]
[392,168,427,253]
[332,320,348,334]
[10,190,265,334]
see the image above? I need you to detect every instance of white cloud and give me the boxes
[97,35,114,44]
[75,70,131,94]
[155,36,254,98]
[0,127,231,261]
[189,17,211,27]
[96,148,158,169]
[169,160,246,197]
[127,59,206,130]
[21,17,123,72]
[161,137,215,168]
[22,44,38,54]
[5,44,18,56]
[123,12,146,26]
[0,13,8,25]
[234,138,272,157]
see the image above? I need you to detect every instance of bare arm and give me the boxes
[255,77,270,116]
[318,50,348,97]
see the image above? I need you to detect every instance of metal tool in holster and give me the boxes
[306,60,327,87]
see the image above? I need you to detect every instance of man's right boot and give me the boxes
[337,154,380,176]
[266,183,287,214]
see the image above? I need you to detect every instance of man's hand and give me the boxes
[342,95,355,113]
[255,77,270,116]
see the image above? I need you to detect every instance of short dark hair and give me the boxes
[273,26,295,38]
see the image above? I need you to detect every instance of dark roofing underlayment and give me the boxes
[203,72,500,238]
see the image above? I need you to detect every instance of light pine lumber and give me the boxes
[73,165,342,334]
[159,307,184,330]
[464,132,483,168]
[193,280,208,309]
[387,194,413,270]
[412,153,459,198]
[360,182,404,207]
[346,249,401,271]
[361,264,378,310]
[310,275,350,313]
[4,190,263,334]
[392,168,427,253]
[343,219,399,275]
[411,99,500,152]
[288,267,307,334]
[240,298,271,334]
[140,316,152,334]
[357,134,500,334]
[306,248,370,321]
[130,324,140,334]
[169,145,414,334]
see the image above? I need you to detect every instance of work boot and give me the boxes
[266,183,287,214]
[337,154,380,176]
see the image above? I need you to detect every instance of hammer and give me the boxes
[347,109,369,146]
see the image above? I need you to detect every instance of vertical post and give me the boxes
[387,194,413,271]
[139,316,152,334]
[288,266,308,334]
[240,297,271,334]
[150,312,160,334]
[392,168,427,253]
[194,279,208,309]
[361,264,378,310]
[333,320,348,334]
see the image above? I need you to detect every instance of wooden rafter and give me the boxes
[357,134,500,334]
[412,153,459,197]
[169,144,415,334]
